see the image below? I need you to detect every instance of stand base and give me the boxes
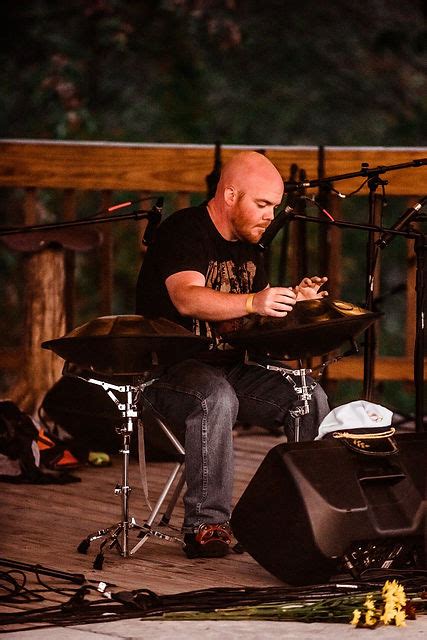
[73,376,186,569]
[77,517,183,569]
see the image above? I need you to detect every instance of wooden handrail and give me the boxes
[0,139,425,194]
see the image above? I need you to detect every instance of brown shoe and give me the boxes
[183,523,232,559]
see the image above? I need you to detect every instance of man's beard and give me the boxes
[231,206,267,244]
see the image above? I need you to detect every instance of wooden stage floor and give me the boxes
[1,428,286,615]
[2,424,427,638]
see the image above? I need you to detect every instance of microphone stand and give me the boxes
[363,173,388,400]
[277,158,426,416]
[414,231,426,431]
[284,158,427,191]
[273,211,426,432]
[0,209,157,237]
[278,163,299,284]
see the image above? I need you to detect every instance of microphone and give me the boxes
[257,205,294,250]
[142,197,164,246]
[283,180,312,191]
[375,196,427,249]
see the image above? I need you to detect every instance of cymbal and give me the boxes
[221,299,381,360]
[42,315,212,375]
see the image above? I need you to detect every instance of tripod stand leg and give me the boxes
[77,524,121,554]
[76,522,124,569]
[294,416,301,443]
[159,465,186,526]
[93,536,112,571]
[130,462,185,555]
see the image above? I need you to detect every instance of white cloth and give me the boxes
[315,400,393,440]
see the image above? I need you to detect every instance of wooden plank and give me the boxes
[0,429,286,615]
[99,190,113,315]
[0,140,425,194]
[0,140,279,191]
[327,355,421,381]
[23,187,38,225]
[0,347,24,370]
[62,189,77,331]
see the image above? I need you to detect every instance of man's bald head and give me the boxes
[209,151,284,243]
[217,151,283,196]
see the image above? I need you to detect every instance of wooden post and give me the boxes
[63,188,77,331]
[11,189,66,415]
[13,248,66,415]
[99,190,113,316]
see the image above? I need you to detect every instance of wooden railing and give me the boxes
[0,140,425,194]
[0,139,426,411]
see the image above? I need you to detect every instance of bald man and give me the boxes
[136,151,329,559]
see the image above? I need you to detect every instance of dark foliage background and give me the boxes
[0,1,426,414]
[1,0,426,144]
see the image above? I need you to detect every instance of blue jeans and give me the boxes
[142,358,329,533]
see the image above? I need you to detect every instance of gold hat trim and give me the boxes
[332,427,395,440]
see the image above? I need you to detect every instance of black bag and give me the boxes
[40,376,123,459]
[40,376,180,461]
[0,400,80,484]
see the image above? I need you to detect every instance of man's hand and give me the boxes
[251,287,297,317]
[294,276,328,301]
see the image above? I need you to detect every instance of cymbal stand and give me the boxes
[265,364,316,442]
[247,356,316,442]
[76,375,182,569]
[265,338,363,439]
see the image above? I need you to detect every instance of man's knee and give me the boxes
[203,375,239,423]
[310,382,329,414]
[143,361,239,428]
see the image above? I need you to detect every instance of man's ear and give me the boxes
[224,186,236,206]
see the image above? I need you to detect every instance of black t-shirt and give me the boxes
[136,204,268,361]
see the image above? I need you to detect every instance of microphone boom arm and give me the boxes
[274,211,424,241]
[284,158,427,191]
[0,209,158,237]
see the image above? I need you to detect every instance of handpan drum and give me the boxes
[221,299,381,360]
[42,315,212,375]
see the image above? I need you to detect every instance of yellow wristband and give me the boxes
[245,293,255,314]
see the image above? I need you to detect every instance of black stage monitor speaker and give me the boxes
[231,432,426,585]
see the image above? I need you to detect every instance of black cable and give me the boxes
[0,570,45,604]
[0,571,26,601]
[0,570,426,632]
[34,570,82,598]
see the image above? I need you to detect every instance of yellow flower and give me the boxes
[364,595,376,611]
[394,610,407,627]
[383,591,395,606]
[382,596,398,617]
[380,605,397,625]
[348,581,409,628]
[350,609,361,626]
[394,583,407,608]
[382,579,398,596]
[382,579,406,604]
[364,609,378,627]
[379,579,407,626]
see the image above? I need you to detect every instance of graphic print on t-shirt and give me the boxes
[193,258,257,341]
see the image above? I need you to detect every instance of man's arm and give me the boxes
[166,271,298,321]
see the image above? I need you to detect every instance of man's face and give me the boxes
[230,187,283,243]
